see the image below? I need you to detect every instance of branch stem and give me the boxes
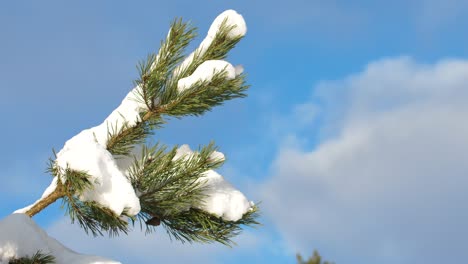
[26,183,65,217]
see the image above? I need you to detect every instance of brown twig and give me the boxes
[25,183,65,217]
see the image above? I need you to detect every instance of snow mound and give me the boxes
[56,129,141,216]
[0,214,119,264]
[208,9,247,39]
[175,9,247,76]
[174,145,252,221]
[14,87,144,217]
[177,60,237,92]
[198,170,253,221]
[52,86,145,216]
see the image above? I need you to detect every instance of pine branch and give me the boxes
[25,185,64,218]
[25,158,132,236]
[127,143,259,245]
[171,19,244,82]
[57,164,130,236]
[129,143,223,222]
[106,69,247,156]
[106,19,247,156]
[63,197,129,237]
[158,72,248,118]
[106,116,164,156]
[106,18,197,156]
[161,205,259,246]
[20,12,258,243]
[135,18,197,109]
[25,158,66,217]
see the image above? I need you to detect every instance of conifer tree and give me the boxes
[296,250,334,264]
[1,9,259,263]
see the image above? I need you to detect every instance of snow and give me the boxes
[115,144,144,175]
[55,129,141,216]
[234,65,244,76]
[174,9,247,76]
[173,144,193,160]
[15,86,144,217]
[174,145,253,221]
[198,170,253,221]
[208,150,225,162]
[177,60,237,92]
[208,9,247,39]
[91,85,146,146]
[0,214,120,264]
[174,144,225,163]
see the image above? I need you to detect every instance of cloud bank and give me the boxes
[261,57,468,263]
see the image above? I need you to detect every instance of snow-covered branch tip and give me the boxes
[12,9,258,247]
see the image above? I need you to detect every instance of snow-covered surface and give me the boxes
[175,9,247,76]
[174,145,253,221]
[177,60,237,92]
[0,214,120,264]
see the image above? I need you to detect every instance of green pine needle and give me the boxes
[171,19,244,82]
[162,205,260,246]
[159,72,249,118]
[8,251,56,264]
[130,143,223,222]
[50,163,130,237]
[128,143,259,245]
[50,14,259,242]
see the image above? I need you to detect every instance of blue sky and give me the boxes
[2,1,468,263]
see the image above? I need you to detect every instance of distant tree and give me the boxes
[296,250,334,264]
[8,251,55,264]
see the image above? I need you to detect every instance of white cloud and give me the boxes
[261,57,468,263]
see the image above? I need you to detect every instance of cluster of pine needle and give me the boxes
[44,17,258,245]
[8,251,55,264]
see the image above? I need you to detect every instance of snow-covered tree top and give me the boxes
[0,214,119,264]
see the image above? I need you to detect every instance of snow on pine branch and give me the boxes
[174,145,254,221]
[0,214,119,264]
[6,8,256,263]
[14,88,145,217]
[15,9,251,220]
[177,60,237,92]
[174,9,247,76]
